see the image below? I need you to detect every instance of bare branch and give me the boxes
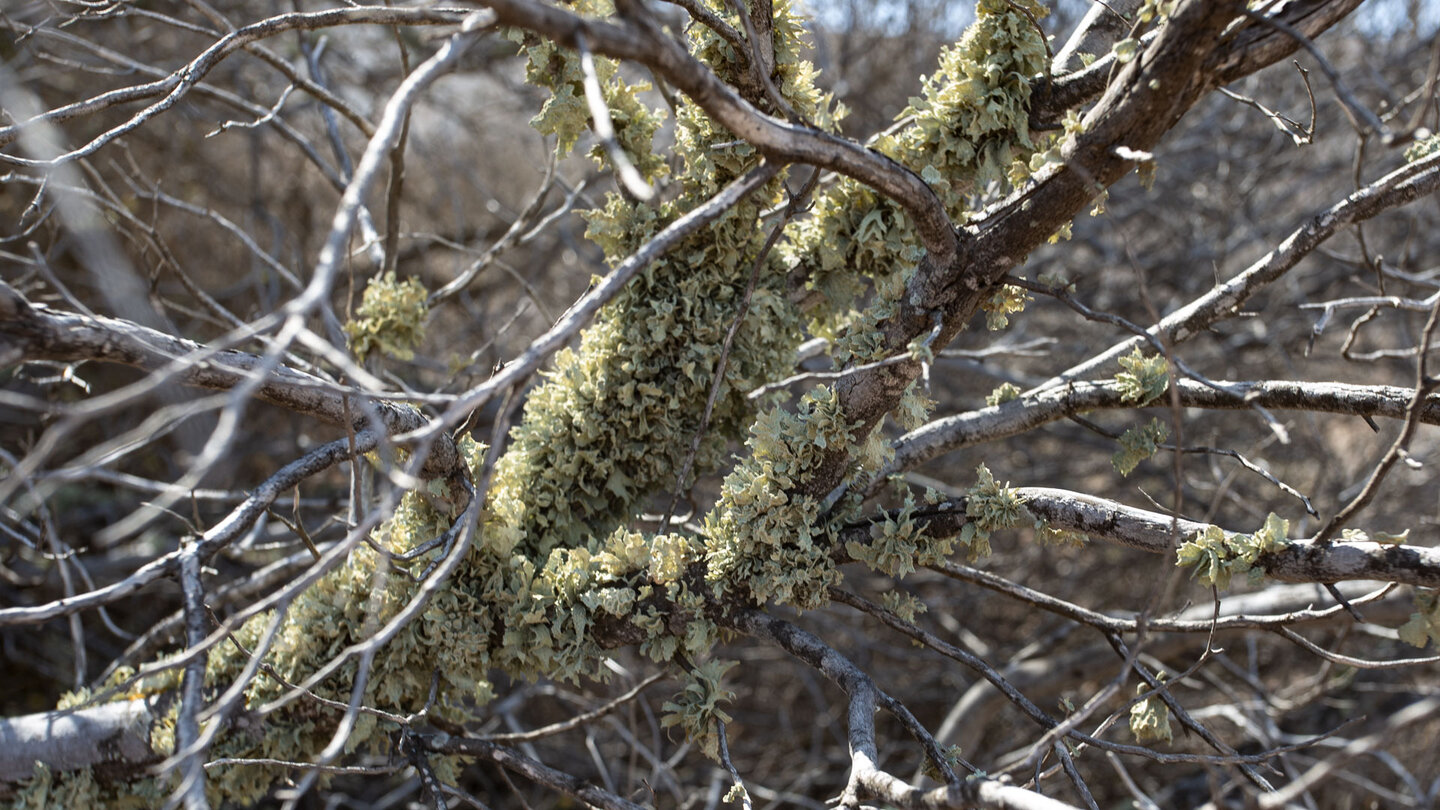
[0,281,455,475]
[885,378,1440,483]
[0,7,469,159]
[733,609,1081,810]
[0,431,377,629]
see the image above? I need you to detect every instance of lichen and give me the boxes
[981,284,1032,330]
[1406,134,1440,164]
[1398,589,1440,648]
[483,2,834,562]
[985,382,1021,406]
[9,760,165,810]
[1112,417,1169,476]
[1114,348,1170,404]
[880,590,928,623]
[784,0,1050,350]
[704,386,853,610]
[1341,527,1410,545]
[1128,682,1173,744]
[959,463,1031,561]
[848,490,925,578]
[344,271,429,362]
[1036,522,1089,548]
[661,659,737,761]
[1175,513,1290,590]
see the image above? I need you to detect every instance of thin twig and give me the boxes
[575,32,655,201]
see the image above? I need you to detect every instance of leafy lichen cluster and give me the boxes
[846,463,1029,580]
[704,385,853,609]
[344,271,429,362]
[956,463,1031,560]
[1112,417,1169,476]
[659,658,737,760]
[486,0,830,561]
[1114,348,1170,404]
[1128,681,1173,744]
[1406,134,1440,163]
[1175,513,1291,590]
[1398,589,1440,649]
[783,0,1051,350]
[9,763,162,810]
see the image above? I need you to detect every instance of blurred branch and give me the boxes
[421,734,647,810]
[0,431,378,629]
[1052,1,1142,75]
[0,6,469,159]
[1257,696,1440,809]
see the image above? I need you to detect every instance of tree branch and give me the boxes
[476,0,959,265]
[884,378,1440,483]
[0,281,458,477]
[840,488,1440,587]
[732,609,1081,810]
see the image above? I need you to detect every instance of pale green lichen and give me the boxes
[1114,348,1170,404]
[9,762,162,810]
[981,284,1032,330]
[704,386,853,609]
[920,743,966,782]
[893,380,936,431]
[1128,682,1173,744]
[1341,527,1410,545]
[483,2,833,562]
[509,3,668,182]
[786,0,1050,349]
[1112,417,1169,476]
[1138,0,1179,22]
[848,490,925,578]
[1175,513,1290,590]
[661,659,737,761]
[880,590,929,623]
[1114,37,1141,64]
[1398,589,1440,648]
[959,463,1030,561]
[985,382,1021,406]
[1036,522,1089,548]
[344,271,429,362]
[1406,134,1440,163]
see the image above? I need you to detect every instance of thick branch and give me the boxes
[804,0,1255,499]
[0,697,163,782]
